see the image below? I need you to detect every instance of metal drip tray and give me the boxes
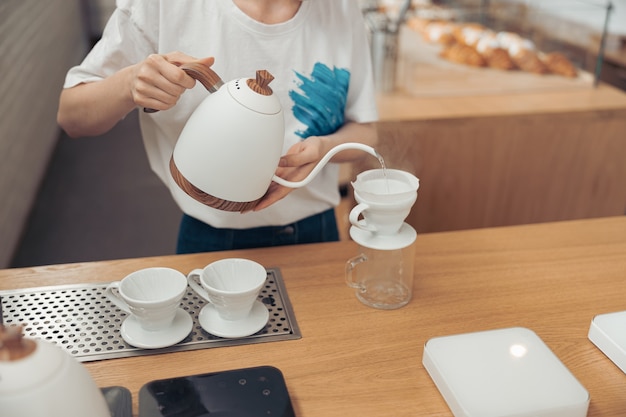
[0,268,300,362]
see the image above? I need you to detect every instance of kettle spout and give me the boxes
[271,142,379,188]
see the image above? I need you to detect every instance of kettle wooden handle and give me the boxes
[143,60,224,113]
[180,61,225,93]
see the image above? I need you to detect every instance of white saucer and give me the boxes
[120,308,193,349]
[350,222,416,250]
[198,300,269,339]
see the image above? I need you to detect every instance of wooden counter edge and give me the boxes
[376,83,626,122]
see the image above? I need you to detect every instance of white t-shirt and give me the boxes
[64,0,379,229]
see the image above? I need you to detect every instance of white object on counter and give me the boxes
[0,331,110,417]
[588,310,626,374]
[423,327,590,417]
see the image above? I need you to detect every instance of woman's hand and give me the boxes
[253,137,325,211]
[252,122,377,211]
[130,52,214,111]
[58,52,215,138]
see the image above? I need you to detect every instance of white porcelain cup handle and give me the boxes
[349,203,376,232]
[104,281,131,313]
[187,268,211,302]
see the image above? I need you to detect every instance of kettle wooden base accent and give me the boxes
[169,157,261,213]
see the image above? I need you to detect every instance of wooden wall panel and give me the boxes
[352,109,626,234]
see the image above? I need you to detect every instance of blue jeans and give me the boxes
[176,209,339,254]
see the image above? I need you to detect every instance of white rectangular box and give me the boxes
[423,327,589,417]
[588,311,626,374]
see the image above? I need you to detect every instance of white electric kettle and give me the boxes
[0,325,110,417]
[169,61,378,212]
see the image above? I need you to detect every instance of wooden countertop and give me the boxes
[377,83,626,122]
[2,216,626,416]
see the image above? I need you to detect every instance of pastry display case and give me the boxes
[393,0,613,96]
[357,1,626,235]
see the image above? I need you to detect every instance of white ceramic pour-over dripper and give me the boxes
[187,258,267,322]
[105,267,188,332]
[349,169,419,235]
[351,169,420,204]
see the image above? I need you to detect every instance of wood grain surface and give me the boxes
[357,108,626,233]
[2,217,626,416]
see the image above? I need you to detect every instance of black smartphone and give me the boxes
[138,365,296,417]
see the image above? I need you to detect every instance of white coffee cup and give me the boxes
[105,267,188,331]
[187,258,267,321]
[350,169,419,235]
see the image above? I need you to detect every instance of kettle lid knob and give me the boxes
[0,324,36,361]
[247,70,275,96]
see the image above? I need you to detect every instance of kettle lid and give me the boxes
[246,69,274,95]
[228,70,282,115]
[0,324,36,361]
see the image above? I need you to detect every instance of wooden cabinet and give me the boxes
[602,58,626,92]
[350,85,626,233]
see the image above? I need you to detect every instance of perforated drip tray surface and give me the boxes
[0,268,300,362]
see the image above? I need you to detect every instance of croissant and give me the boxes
[475,35,516,70]
[454,23,488,47]
[486,48,517,70]
[511,48,549,75]
[543,52,578,78]
[496,31,525,51]
[423,21,457,46]
[440,43,486,67]
[412,21,578,78]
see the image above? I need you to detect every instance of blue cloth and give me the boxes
[176,209,339,253]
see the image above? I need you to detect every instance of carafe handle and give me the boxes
[345,253,368,289]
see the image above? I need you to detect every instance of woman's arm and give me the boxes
[57,53,212,138]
